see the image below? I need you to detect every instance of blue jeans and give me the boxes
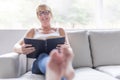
[32,53,67,80]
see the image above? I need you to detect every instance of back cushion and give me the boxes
[0,30,26,55]
[67,30,92,68]
[89,30,120,67]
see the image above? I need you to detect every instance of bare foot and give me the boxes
[61,45,74,62]
[61,45,75,80]
[64,63,75,80]
[46,49,64,80]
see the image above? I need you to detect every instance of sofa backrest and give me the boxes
[89,30,120,67]
[0,30,26,55]
[67,30,92,68]
[1,30,120,71]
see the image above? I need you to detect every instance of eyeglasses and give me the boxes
[38,10,50,16]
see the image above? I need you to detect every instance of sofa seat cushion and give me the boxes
[0,68,118,80]
[96,65,120,79]
[0,71,45,80]
[73,67,118,80]
[19,71,45,80]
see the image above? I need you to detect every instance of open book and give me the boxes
[24,36,65,58]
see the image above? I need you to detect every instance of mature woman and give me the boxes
[13,4,74,80]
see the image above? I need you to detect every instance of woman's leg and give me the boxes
[43,45,75,80]
[32,53,49,74]
[61,45,75,80]
[34,52,65,80]
[37,53,50,74]
[46,49,65,80]
[32,48,74,80]
[64,63,75,80]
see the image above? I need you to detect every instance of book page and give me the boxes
[46,36,63,39]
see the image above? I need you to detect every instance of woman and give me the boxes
[13,4,74,80]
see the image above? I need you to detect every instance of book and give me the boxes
[24,36,65,58]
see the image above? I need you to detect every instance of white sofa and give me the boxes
[0,30,120,80]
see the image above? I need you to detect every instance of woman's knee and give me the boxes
[37,53,49,60]
[37,54,50,74]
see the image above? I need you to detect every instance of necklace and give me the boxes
[38,27,55,34]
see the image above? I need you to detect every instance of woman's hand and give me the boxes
[21,44,35,54]
[56,44,70,53]
[56,44,74,60]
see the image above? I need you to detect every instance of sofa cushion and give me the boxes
[89,30,120,67]
[0,71,45,80]
[73,67,118,80]
[0,30,26,55]
[96,65,120,79]
[19,71,44,80]
[1,68,117,80]
[67,30,92,68]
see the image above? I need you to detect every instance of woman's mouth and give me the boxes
[42,17,49,21]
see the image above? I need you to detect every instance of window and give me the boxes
[0,0,120,29]
[46,0,97,29]
[0,0,40,29]
[103,0,120,29]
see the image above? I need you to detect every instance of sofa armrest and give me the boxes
[0,52,27,78]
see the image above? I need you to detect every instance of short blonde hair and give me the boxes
[36,4,52,16]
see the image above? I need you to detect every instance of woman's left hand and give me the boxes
[56,43,74,62]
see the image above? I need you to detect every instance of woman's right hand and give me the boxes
[21,44,35,54]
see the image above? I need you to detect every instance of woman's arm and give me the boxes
[58,28,74,59]
[58,28,70,46]
[13,28,35,54]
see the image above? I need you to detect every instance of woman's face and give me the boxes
[37,8,52,27]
